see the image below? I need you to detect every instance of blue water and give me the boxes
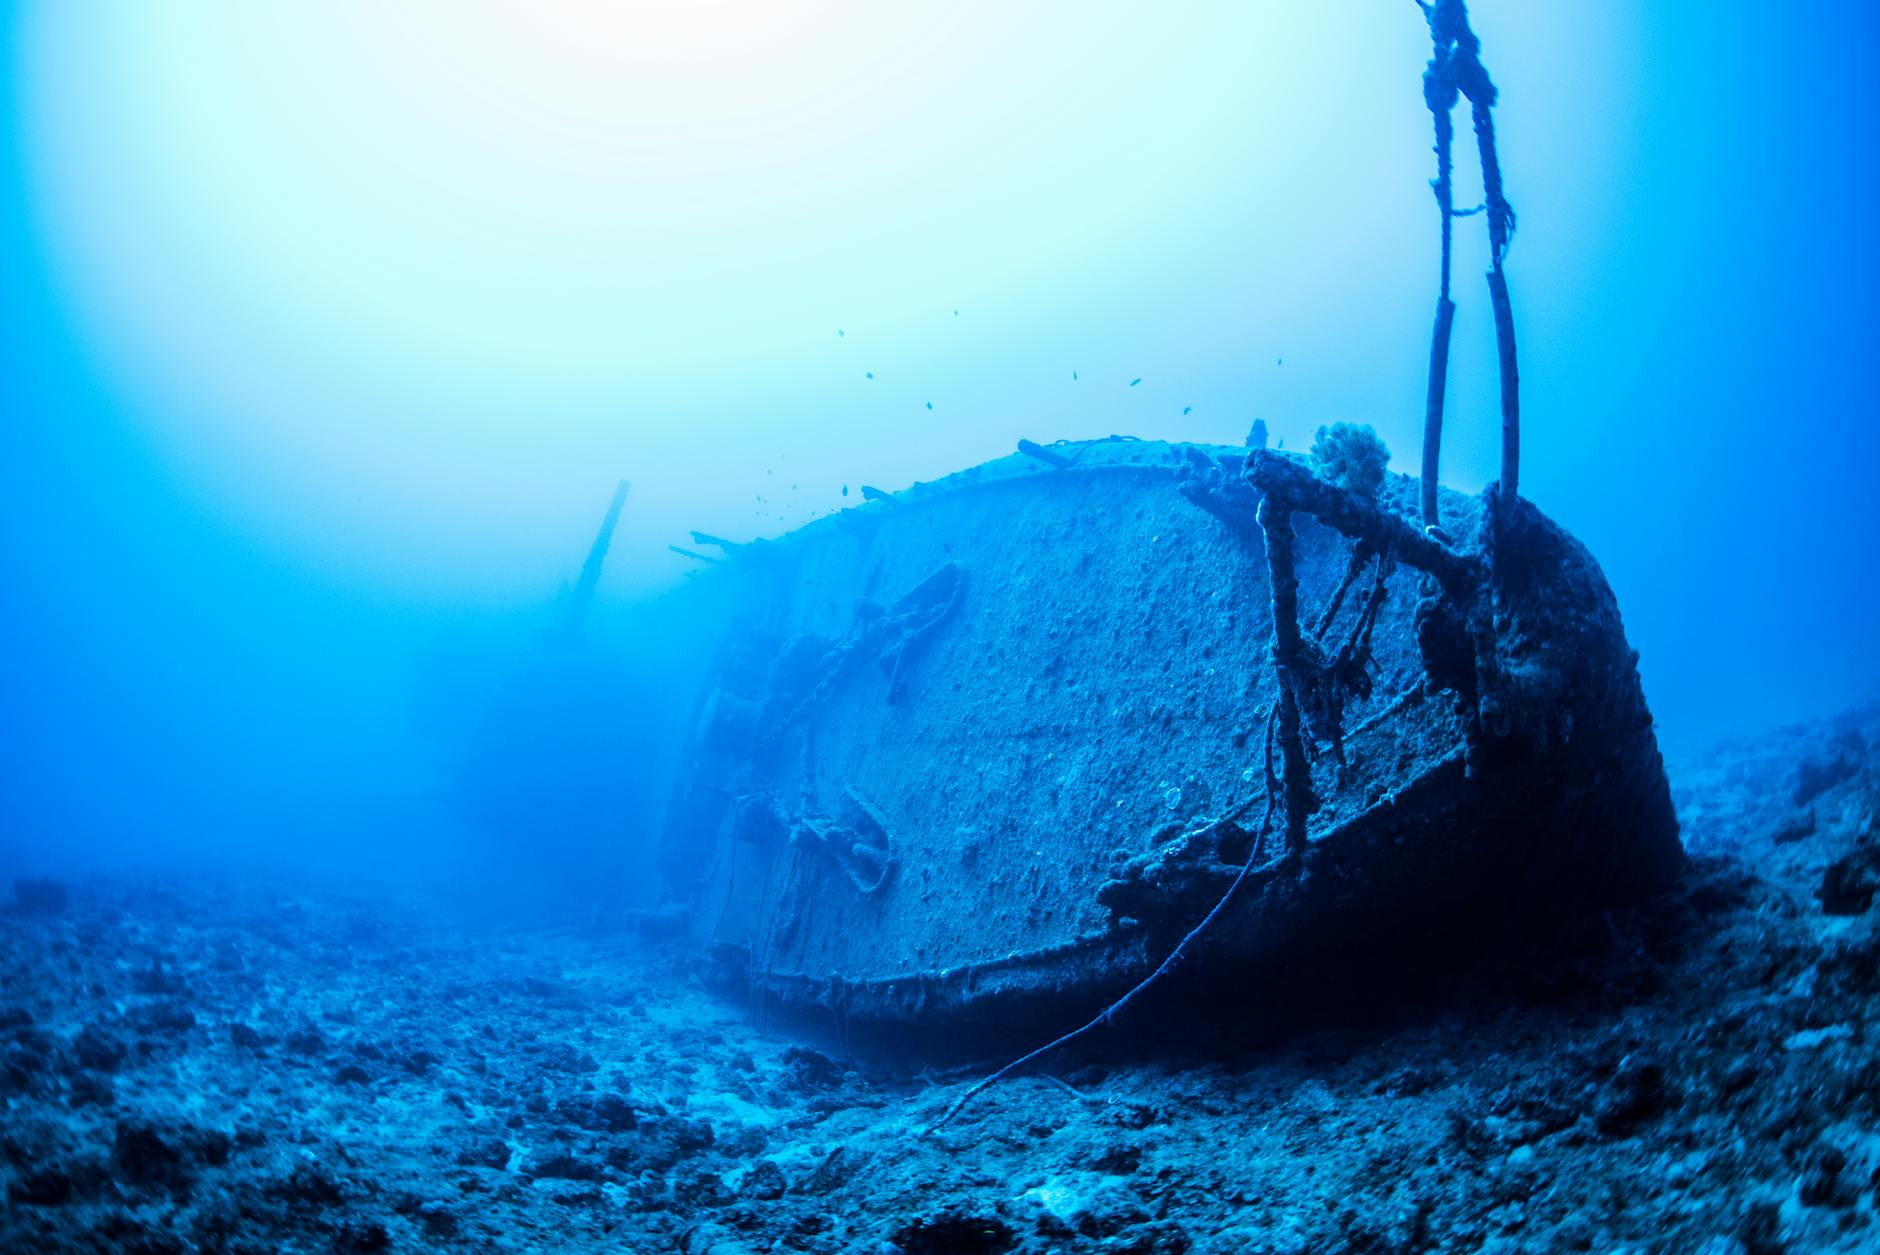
[3,1,1877,894]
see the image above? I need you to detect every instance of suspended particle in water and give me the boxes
[952,309,959,316]
[926,401,934,410]
[1183,406,1192,415]
[838,329,845,337]
[1072,370,1078,381]
[865,371,874,380]
[842,484,849,496]
[1129,378,1142,387]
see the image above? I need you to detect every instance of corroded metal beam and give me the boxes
[1245,452,1480,594]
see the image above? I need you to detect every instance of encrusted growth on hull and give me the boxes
[651,436,1680,1033]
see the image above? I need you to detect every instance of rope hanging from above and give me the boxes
[1416,0,1520,531]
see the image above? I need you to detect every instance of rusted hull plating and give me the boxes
[653,439,1681,1025]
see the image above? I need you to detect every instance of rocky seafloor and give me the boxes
[3,707,1878,1254]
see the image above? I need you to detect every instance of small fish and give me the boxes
[952,309,959,316]
[838,329,845,337]
[1129,378,1142,387]
[842,484,849,497]
[865,371,874,380]
[925,401,934,410]
[1276,356,1283,365]
[1072,371,1078,381]
[1182,406,1192,415]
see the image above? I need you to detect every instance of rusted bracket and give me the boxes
[1247,451,1482,850]
[1178,481,1262,533]
[790,786,898,894]
[690,530,743,553]
[1255,496,1319,854]
[876,563,966,705]
[1174,449,1262,532]
[1246,452,1480,596]
[1017,438,1074,468]
[757,562,966,752]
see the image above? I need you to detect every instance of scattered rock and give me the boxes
[1771,809,1816,845]
[457,1138,513,1170]
[681,1223,764,1255]
[1799,1144,1857,1208]
[781,1045,846,1092]
[800,1145,865,1195]
[266,1164,344,1207]
[674,1167,734,1207]
[1818,841,1879,915]
[534,1177,603,1207]
[67,1072,114,1107]
[1736,1201,1784,1255]
[415,1200,461,1237]
[0,723,1871,1255]
[1112,1220,1194,1255]
[1783,1024,1854,1052]
[639,1115,715,1171]
[1594,1056,1671,1135]
[114,1122,190,1192]
[890,1210,1019,1255]
[125,1000,197,1036]
[561,1091,638,1132]
[72,1025,127,1072]
[334,1220,394,1252]
[536,1041,600,1073]
[394,1045,441,1075]
[8,1166,76,1206]
[131,963,188,996]
[520,975,565,998]
[1793,754,1856,806]
[527,1153,604,1182]
[738,1159,787,1201]
[284,1027,326,1056]
[3,1033,53,1086]
[1090,1142,1143,1175]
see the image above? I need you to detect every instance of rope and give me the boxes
[1415,0,1521,524]
[925,773,1278,1135]
[1314,541,1379,639]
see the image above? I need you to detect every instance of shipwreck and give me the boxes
[639,0,1683,1039]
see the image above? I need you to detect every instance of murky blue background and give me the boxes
[4,2,1876,887]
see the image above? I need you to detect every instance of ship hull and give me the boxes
[651,440,1681,1026]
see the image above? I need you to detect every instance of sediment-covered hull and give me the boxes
[652,439,1681,1025]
